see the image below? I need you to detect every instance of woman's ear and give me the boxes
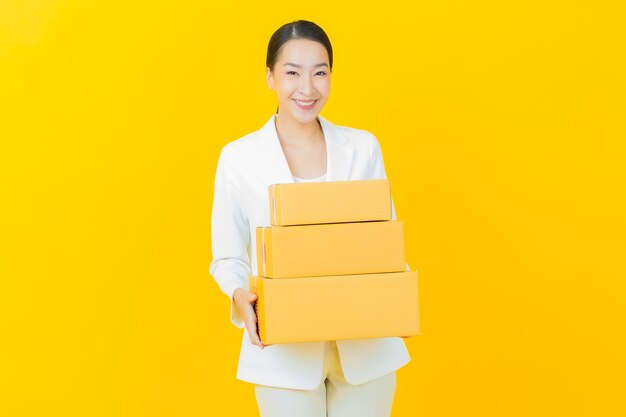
[266,67,274,91]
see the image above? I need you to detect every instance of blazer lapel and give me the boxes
[318,114,354,181]
[257,113,355,184]
[257,114,295,185]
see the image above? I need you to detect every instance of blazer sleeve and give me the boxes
[209,148,251,329]
[369,134,411,271]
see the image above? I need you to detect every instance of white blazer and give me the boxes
[209,113,410,390]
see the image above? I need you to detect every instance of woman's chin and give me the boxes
[291,109,322,125]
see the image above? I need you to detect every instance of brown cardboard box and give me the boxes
[269,179,391,226]
[256,221,405,278]
[249,271,420,344]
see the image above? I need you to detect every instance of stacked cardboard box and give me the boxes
[249,179,420,344]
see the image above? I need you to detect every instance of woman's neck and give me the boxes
[274,111,322,146]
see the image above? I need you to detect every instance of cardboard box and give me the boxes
[256,221,405,278]
[249,271,420,344]
[269,179,391,226]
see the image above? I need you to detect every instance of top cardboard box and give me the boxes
[269,179,391,226]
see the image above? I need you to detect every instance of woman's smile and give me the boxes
[293,98,318,111]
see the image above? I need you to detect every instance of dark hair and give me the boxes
[266,20,333,72]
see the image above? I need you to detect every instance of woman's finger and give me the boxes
[244,304,266,349]
[245,320,263,348]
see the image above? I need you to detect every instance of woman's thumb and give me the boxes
[249,292,258,302]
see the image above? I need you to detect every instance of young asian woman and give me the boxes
[209,20,410,417]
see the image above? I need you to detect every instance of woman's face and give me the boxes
[266,38,331,125]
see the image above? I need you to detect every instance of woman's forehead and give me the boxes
[277,39,330,66]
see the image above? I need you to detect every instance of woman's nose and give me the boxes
[299,75,314,95]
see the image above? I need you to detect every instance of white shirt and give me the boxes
[292,173,327,183]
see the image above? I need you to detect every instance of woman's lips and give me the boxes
[293,99,318,111]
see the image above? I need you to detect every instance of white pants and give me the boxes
[254,341,397,417]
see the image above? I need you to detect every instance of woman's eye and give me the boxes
[316,71,327,76]
[287,71,298,76]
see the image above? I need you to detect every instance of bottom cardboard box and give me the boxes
[249,271,420,344]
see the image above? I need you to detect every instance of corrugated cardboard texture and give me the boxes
[256,221,405,278]
[269,179,391,226]
[249,271,420,344]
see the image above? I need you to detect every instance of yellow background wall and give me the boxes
[1,1,624,416]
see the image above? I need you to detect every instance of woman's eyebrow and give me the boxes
[283,62,329,68]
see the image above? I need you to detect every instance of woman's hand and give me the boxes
[233,288,271,349]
